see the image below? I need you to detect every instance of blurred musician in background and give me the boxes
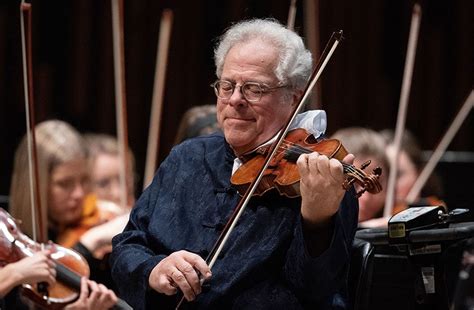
[341,128,446,228]
[83,133,136,208]
[8,120,126,296]
[380,129,445,207]
[174,104,221,145]
[331,127,389,225]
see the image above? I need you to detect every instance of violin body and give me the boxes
[0,208,90,308]
[21,246,90,309]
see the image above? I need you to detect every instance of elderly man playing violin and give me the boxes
[111,18,358,309]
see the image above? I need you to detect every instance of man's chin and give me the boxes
[225,131,250,146]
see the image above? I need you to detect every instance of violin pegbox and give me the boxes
[342,160,383,197]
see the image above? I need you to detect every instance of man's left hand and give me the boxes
[297,152,354,226]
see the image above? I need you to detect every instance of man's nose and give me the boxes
[228,85,247,106]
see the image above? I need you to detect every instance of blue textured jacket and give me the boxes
[110,133,358,309]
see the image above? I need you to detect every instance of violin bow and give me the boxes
[143,9,174,190]
[406,89,474,203]
[383,3,422,217]
[176,29,344,309]
[111,0,129,210]
[20,0,51,298]
[287,0,323,109]
[20,0,46,244]
[287,0,297,31]
[303,0,322,109]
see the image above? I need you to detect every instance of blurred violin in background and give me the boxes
[0,208,131,309]
[56,195,129,260]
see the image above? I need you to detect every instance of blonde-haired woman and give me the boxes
[8,120,121,309]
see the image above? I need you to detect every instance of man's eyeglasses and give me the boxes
[211,80,287,102]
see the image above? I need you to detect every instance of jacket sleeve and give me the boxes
[283,189,359,307]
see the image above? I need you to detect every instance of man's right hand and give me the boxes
[148,250,212,301]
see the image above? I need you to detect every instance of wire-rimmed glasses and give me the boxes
[211,80,287,102]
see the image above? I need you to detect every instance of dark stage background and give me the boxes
[0,0,472,208]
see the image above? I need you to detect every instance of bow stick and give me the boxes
[143,9,173,190]
[111,0,129,210]
[20,0,46,244]
[287,0,297,31]
[303,0,322,109]
[406,89,473,203]
[383,3,421,217]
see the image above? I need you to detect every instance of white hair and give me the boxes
[214,19,313,90]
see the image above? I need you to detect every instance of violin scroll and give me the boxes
[342,160,383,198]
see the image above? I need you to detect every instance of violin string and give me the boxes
[276,140,368,180]
[276,139,367,181]
[277,140,360,173]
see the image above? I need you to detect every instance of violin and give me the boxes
[56,194,126,259]
[231,128,383,198]
[0,207,89,308]
[0,208,131,310]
